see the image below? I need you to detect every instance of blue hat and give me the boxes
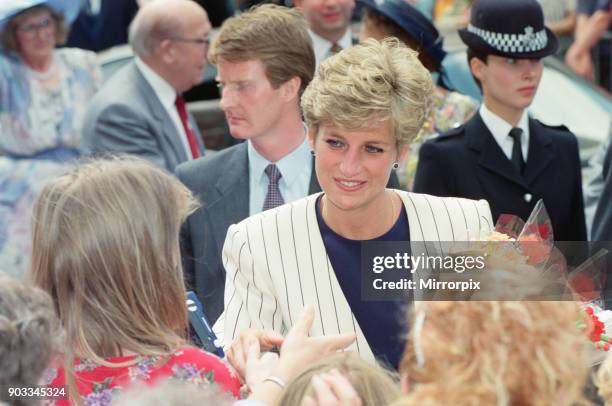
[358,0,446,70]
[0,0,81,34]
[458,0,558,59]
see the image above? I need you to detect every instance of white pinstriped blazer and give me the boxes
[221,190,493,361]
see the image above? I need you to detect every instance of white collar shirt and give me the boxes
[247,130,312,216]
[479,103,530,162]
[308,29,353,68]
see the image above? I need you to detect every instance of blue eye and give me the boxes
[326,139,343,149]
[365,145,384,153]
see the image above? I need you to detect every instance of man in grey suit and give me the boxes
[175,5,317,325]
[81,0,210,172]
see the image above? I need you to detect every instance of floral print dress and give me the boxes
[0,48,100,277]
[42,346,241,405]
[400,86,479,190]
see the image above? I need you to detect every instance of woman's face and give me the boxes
[14,8,57,64]
[310,120,408,212]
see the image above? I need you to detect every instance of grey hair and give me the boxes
[0,272,62,391]
[128,4,183,58]
[113,380,235,406]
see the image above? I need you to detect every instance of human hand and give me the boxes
[245,339,280,389]
[227,328,283,383]
[301,369,363,406]
[565,46,595,82]
[273,305,356,381]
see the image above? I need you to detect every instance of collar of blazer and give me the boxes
[130,62,187,162]
[203,145,321,241]
[302,190,492,243]
[466,113,554,188]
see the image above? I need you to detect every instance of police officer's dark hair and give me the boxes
[466,47,489,92]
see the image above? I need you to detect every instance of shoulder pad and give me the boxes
[537,121,570,132]
[435,124,466,140]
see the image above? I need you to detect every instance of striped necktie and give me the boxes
[262,164,285,210]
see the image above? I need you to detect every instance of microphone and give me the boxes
[186,291,224,358]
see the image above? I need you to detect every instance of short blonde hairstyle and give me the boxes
[301,38,433,147]
[1,5,68,53]
[208,4,315,95]
[278,352,401,406]
[29,157,199,403]
[398,301,591,406]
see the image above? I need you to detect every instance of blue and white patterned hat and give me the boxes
[458,0,558,59]
[0,0,81,34]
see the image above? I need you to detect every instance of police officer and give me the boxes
[414,0,586,241]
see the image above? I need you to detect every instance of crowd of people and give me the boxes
[1,0,611,404]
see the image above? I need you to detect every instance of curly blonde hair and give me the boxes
[594,350,612,403]
[397,301,591,406]
[301,38,433,147]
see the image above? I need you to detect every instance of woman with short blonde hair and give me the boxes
[223,39,493,374]
[30,157,240,405]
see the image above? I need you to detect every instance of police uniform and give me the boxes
[413,0,587,241]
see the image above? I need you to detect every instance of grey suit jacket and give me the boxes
[80,61,205,172]
[176,142,400,324]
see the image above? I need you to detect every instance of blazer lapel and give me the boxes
[132,63,188,162]
[207,144,250,244]
[523,118,554,185]
[301,193,374,360]
[467,113,528,189]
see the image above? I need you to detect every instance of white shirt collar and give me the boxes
[308,28,353,67]
[479,103,530,161]
[247,124,310,186]
[135,57,177,110]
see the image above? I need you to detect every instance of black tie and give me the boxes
[508,127,525,175]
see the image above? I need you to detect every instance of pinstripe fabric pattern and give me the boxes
[221,190,493,361]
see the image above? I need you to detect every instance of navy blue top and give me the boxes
[315,195,409,369]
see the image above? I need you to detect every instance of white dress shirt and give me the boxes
[479,103,530,162]
[308,29,353,68]
[134,58,195,160]
[247,133,312,215]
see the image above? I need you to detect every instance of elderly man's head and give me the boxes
[128,0,211,93]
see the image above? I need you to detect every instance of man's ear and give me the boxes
[159,39,175,64]
[279,76,301,102]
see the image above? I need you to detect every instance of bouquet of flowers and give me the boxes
[482,200,610,352]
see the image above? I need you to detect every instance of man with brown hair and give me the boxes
[175,5,318,324]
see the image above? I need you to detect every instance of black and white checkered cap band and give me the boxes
[467,24,548,53]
